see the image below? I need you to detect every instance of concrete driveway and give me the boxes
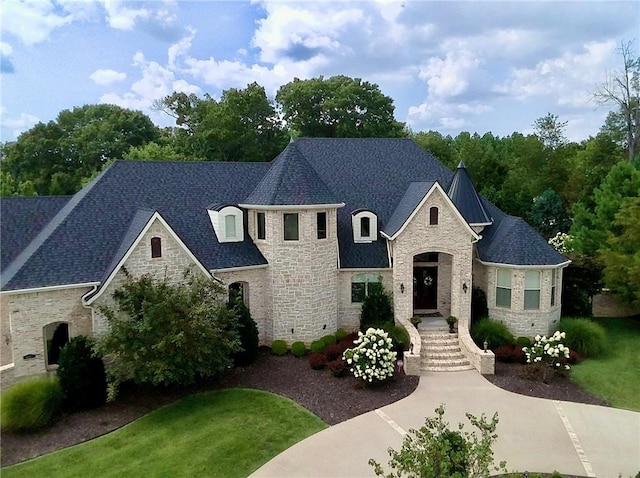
[251,371,640,477]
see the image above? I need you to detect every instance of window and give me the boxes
[429,207,439,225]
[284,213,299,241]
[44,322,69,367]
[525,271,541,310]
[151,237,162,258]
[229,281,247,306]
[361,217,370,237]
[551,269,557,307]
[352,210,377,242]
[496,269,511,308]
[317,212,327,239]
[257,212,266,240]
[225,215,237,240]
[351,274,383,303]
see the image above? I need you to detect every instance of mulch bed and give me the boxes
[1,350,607,467]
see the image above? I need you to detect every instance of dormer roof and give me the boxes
[242,142,340,207]
[447,161,492,226]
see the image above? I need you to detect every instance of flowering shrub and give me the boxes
[523,331,571,382]
[548,232,574,254]
[343,328,397,383]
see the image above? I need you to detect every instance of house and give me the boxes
[0,138,569,385]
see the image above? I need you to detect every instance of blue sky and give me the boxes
[1,0,638,144]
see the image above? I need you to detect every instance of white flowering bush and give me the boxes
[343,328,397,383]
[548,232,574,254]
[523,330,571,382]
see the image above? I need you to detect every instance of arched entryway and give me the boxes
[413,252,452,317]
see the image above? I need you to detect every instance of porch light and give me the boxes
[400,283,405,293]
[462,282,468,294]
[483,341,488,353]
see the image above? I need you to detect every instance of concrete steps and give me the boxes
[420,329,474,372]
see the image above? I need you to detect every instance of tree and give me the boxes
[156,83,288,162]
[360,286,394,332]
[533,113,568,150]
[228,298,259,367]
[526,188,571,239]
[411,131,456,169]
[593,40,640,161]
[276,75,406,138]
[98,272,240,387]
[124,141,182,161]
[599,197,640,306]
[369,405,506,478]
[3,104,160,195]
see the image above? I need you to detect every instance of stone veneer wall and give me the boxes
[337,270,393,332]
[91,220,205,335]
[0,286,93,388]
[486,266,564,337]
[1,295,12,367]
[249,208,339,344]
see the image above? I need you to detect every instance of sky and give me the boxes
[1,0,638,144]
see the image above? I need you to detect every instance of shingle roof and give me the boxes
[243,142,340,206]
[382,181,435,238]
[448,162,492,225]
[1,196,70,270]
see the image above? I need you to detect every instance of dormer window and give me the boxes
[352,210,377,243]
[208,205,244,243]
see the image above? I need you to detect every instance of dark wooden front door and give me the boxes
[413,267,437,309]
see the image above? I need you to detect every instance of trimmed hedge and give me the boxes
[328,358,346,377]
[1,377,63,432]
[335,329,349,342]
[323,344,343,361]
[379,323,410,353]
[515,336,532,348]
[470,318,515,350]
[310,340,326,354]
[559,318,607,358]
[291,341,307,358]
[271,340,288,356]
[308,353,327,370]
[321,334,337,346]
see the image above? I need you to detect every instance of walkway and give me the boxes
[251,371,640,477]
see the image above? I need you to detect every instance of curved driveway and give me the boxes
[251,371,640,477]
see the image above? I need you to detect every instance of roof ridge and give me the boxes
[0,164,115,290]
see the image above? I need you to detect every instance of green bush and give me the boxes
[1,377,63,432]
[379,323,410,353]
[559,318,607,358]
[471,318,515,350]
[360,286,394,332]
[291,341,307,358]
[310,340,326,354]
[321,334,337,346]
[229,299,259,366]
[516,336,532,348]
[471,286,488,327]
[335,329,349,342]
[271,340,288,356]
[57,336,107,412]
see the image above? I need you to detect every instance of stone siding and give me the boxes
[486,266,564,337]
[1,295,12,367]
[337,270,392,331]
[0,286,93,388]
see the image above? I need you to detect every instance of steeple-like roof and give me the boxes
[447,161,492,225]
[242,142,340,206]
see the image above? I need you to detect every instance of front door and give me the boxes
[413,266,437,310]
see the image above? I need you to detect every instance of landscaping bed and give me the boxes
[1,348,608,467]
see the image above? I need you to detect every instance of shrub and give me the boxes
[335,329,349,342]
[494,345,525,364]
[310,340,326,354]
[321,334,337,346]
[308,353,327,370]
[343,328,397,383]
[523,331,572,382]
[471,318,515,350]
[471,286,488,327]
[328,358,346,377]
[324,344,343,361]
[291,341,307,358]
[1,377,63,432]
[379,323,410,353]
[360,286,394,332]
[516,336,532,348]
[271,340,288,356]
[229,299,259,366]
[559,318,607,358]
[57,336,107,412]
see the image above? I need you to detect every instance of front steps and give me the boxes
[420,327,474,372]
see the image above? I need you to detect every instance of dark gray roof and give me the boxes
[243,142,340,206]
[2,161,270,291]
[382,181,435,237]
[448,162,492,225]
[476,198,567,266]
[1,196,71,270]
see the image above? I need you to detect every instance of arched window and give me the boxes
[151,237,162,258]
[44,322,69,367]
[351,210,377,243]
[429,207,439,225]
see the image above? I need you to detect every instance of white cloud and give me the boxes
[89,68,127,85]
[419,50,482,98]
[100,0,149,30]
[0,0,75,45]
[407,99,491,132]
[0,109,40,139]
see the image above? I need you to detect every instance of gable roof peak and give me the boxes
[457,161,467,169]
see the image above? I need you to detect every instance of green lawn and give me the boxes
[3,388,327,478]
[571,317,640,411]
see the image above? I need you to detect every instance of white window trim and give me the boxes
[352,211,377,243]
[209,206,244,243]
[524,270,541,310]
[495,268,512,309]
